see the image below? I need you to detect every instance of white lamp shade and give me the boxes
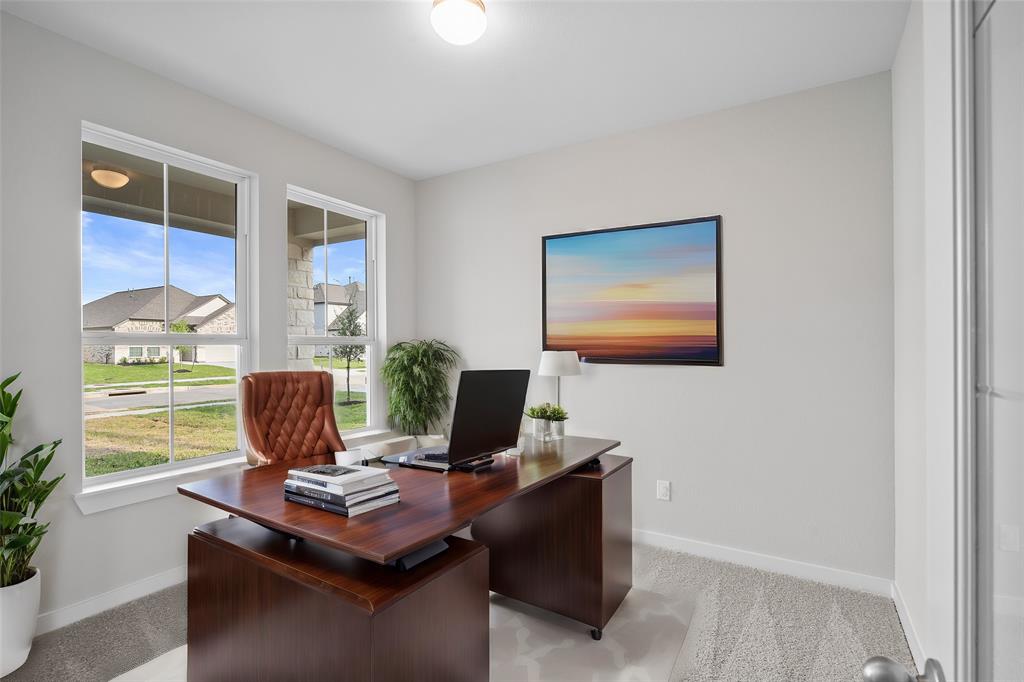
[538,350,581,377]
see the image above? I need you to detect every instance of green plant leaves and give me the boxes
[1,373,63,587]
[525,402,568,421]
[381,340,460,435]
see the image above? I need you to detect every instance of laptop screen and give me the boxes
[447,369,531,465]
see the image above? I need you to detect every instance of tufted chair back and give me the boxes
[240,371,346,466]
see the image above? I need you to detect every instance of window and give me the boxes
[286,186,383,434]
[81,124,252,480]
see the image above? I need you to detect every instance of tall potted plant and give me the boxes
[0,373,63,676]
[380,340,459,438]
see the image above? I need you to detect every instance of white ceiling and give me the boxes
[4,0,910,180]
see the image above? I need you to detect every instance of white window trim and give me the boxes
[286,185,387,434]
[80,121,260,488]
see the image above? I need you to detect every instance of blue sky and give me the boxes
[312,241,366,289]
[82,212,366,304]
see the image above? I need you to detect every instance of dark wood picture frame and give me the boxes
[541,215,723,366]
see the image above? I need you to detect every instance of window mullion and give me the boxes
[163,162,175,465]
[322,207,328,337]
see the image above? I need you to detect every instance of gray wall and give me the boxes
[0,14,416,618]
[415,73,896,579]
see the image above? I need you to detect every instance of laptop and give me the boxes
[396,369,530,472]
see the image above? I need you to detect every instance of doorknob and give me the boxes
[862,656,946,682]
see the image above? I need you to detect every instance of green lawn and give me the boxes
[84,362,235,386]
[313,357,366,370]
[85,389,366,477]
[85,404,237,477]
[334,390,367,432]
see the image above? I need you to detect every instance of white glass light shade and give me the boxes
[90,168,130,189]
[431,0,487,46]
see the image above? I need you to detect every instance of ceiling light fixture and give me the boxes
[90,168,130,189]
[431,0,487,46]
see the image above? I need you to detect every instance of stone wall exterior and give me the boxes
[82,345,114,364]
[196,306,236,335]
[287,242,315,361]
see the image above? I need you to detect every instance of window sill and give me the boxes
[341,428,403,450]
[74,456,249,515]
[73,430,404,515]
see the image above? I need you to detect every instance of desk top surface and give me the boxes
[178,435,621,563]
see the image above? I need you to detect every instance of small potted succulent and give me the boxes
[525,402,568,442]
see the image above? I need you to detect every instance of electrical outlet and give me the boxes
[656,480,671,501]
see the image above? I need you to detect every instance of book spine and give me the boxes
[287,474,390,496]
[283,492,350,516]
[284,481,348,505]
[288,474,330,489]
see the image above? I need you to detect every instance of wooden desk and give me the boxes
[179,436,621,564]
[178,436,630,681]
[188,518,489,682]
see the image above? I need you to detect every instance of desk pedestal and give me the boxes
[187,517,489,682]
[471,455,632,636]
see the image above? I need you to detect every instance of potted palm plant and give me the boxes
[0,373,63,677]
[380,340,459,441]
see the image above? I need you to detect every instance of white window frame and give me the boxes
[81,122,259,485]
[286,185,387,435]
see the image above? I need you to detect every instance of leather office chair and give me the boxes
[240,371,346,466]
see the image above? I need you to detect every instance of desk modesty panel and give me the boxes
[178,436,621,564]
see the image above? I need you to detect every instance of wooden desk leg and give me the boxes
[470,460,632,636]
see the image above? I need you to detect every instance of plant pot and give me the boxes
[1,567,41,676]
[531,418,565,442]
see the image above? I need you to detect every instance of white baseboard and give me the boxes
[891,581,924,672]
[35,565,186,635]
[634,528,892,596]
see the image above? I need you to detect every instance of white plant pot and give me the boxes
[0,567,41,677]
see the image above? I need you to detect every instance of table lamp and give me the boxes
[537,350,581,406]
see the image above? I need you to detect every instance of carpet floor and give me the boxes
[3,543,913,681]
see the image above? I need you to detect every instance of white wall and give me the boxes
[891,0,956,671]
[415,73,896,579]
[0,14,416,620]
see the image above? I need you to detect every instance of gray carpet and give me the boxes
[631,545,915,681]
[1,583,186,682]
[2,545,914,681]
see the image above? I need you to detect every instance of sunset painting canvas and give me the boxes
[542,217,721,365]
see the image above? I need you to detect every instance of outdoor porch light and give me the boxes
[90,168,130,189]
[431,0,487,46]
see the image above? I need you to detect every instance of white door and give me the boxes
[976,1,1024,680]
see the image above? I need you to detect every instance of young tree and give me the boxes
[331,293,365,403]
[170,320,197,371]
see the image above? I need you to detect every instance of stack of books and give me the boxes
[284,464,399,517]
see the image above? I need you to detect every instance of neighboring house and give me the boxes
[82,285,236,365]
[312,282,366,358]
[313,282,366,335]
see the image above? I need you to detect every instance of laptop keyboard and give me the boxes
[417,447,449,462]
